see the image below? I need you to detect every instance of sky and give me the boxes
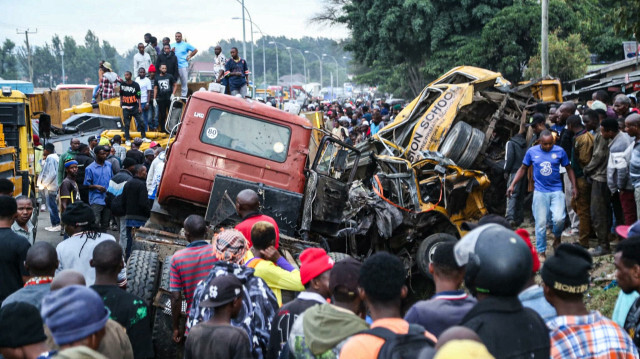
[3,0,349,54]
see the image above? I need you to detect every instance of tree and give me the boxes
[0,39,18,79]
[525,31,590,82]
[610,1,640,42]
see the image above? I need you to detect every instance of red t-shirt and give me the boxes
[235,213,280,248]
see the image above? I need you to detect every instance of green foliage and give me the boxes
[610,1,640,42]
[11,30,120,86]
[524,31,590,82]
[0,39,18,79]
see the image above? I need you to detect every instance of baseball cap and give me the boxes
[329,257,361,297]
[200,275,243,308]
[88,135,97,143]
[461,214,512,231]
[149,141,160,148]
[300,248,334,285]
[526,113,546,127]
[0,302,47,348]
[361,120,369,126]
[616,220,640,239]
[144,149,155,156]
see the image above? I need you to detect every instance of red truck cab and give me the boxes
[156,92,313,234]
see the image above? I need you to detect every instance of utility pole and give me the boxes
[241,0,247,61]
[17,28,37,82]
[541,0,549,77]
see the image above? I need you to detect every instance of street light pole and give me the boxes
[284,47,293,92]
[290,47,306,84]
[305,51,322,88]
[323,54,339,98]
[233,16,265,88]
[241,0,246,60]
[61,50,65,84]
[269,41,280,86]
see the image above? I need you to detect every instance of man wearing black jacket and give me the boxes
[504,131,527,227]
[155,44,179,81]
[106,157,136,253]
[121,165,150,260]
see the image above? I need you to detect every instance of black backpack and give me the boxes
[363,324,436,359]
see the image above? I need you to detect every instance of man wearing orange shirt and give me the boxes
[340,252,437,358]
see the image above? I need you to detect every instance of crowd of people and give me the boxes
[4,179,640,358]
[506,90,640,259]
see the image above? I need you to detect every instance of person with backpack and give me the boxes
[106,158,137,254]
[339,252,437,359]
[456,224,550,358]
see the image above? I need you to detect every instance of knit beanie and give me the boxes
[61,202,96,227]
[300,248,334,285]
[541,243,592,294]
[41,285,110,346]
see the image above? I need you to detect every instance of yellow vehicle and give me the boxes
[0,87,36,196]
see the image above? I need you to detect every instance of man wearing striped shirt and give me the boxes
[170,215,217,343]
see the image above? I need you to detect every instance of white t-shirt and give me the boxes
[136,77,152,103]
[55,232,119,286]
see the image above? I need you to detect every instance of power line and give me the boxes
[16,28,37,82]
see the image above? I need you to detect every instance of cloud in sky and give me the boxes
[3,0,348,53]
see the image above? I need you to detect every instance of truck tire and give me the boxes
[153,256,183,359]
[439,121,472,164]
[416,233,457,279]
[457,128,485,168]
[126,250,159,306]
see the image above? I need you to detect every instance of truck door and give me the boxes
[304,136,360,236]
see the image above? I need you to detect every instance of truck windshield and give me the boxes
[200,109,291,162]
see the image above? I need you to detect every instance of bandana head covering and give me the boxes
[213,229,248,264]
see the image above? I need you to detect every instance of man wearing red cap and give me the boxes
[266,248,334,359]
[516,229,557,321]
[147,64,158,131]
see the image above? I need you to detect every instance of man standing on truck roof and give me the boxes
[133,43,151,76]
[95,62,122,101]
[120,71,146,143]
[84,146,113,233]
[57,138,80,188]
[135,67,152,135]
[235,189,280,248]
[143,33,157,65]
[156,43,179,81]
[154,63,177,133]
[213,45,226,84]
[224,47,249,98]
[171,32,198,97]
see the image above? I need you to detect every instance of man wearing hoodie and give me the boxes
[504,130,527,227]
[106,158,137,263]
[155,44,179,81]
[94,62,122,101]
[266,248,334,359]
[288,257,368,359]
[605,118,636,225]
[39,143,61,232]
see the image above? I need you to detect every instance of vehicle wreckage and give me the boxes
[119,66,556,357]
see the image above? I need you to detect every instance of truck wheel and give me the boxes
[416,233,457,279]
[439,121,472,164]
[457,128,485,168]
[328,252,352,263]
[153,256,183,359]
[126,250,159,306]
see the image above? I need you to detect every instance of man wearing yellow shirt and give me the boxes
[244,221,304,306]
